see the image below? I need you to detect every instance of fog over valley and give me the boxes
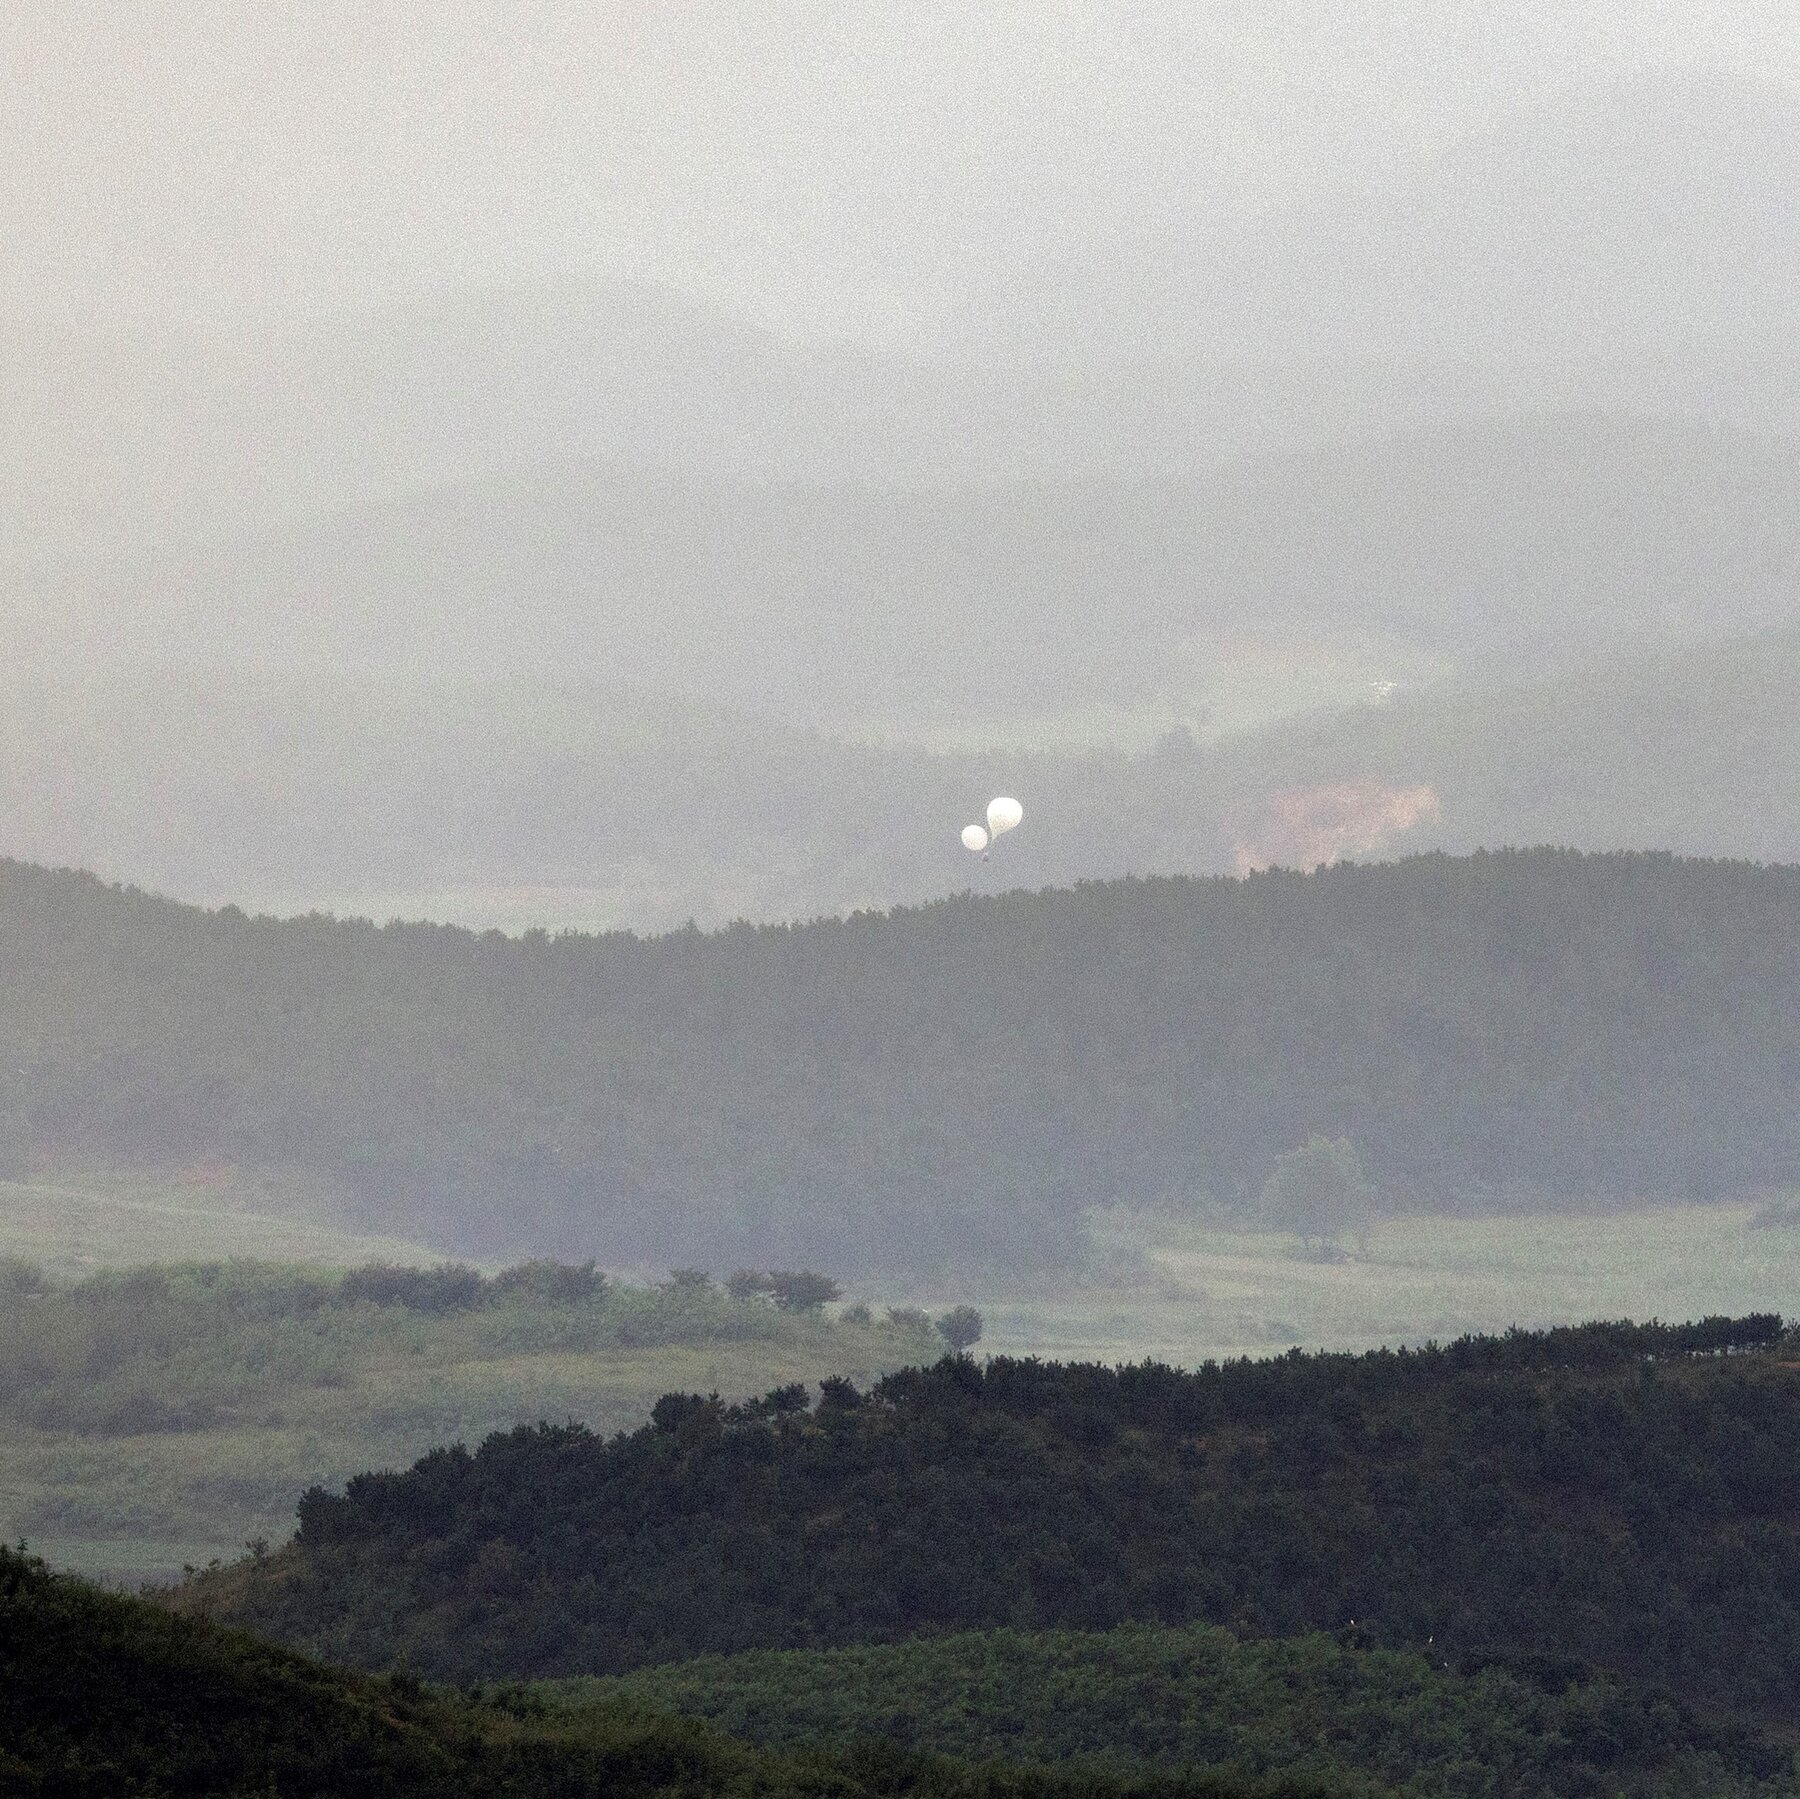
[7,26,1800,928]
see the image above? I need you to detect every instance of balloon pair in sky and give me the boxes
[962,796,1023,854]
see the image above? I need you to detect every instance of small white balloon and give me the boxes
[961,825,989,853]
[986,796,1023,837]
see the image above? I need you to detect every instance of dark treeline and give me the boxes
[6,849,1800,1275]
[0,1549,1358,1799]
[194,1318,1800,1720]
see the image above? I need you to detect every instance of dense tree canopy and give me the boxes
[5,850,1800,1275]
[580,1621,1800,1799]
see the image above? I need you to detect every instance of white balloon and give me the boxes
[986,796,1023,837]
[961,825,989,852]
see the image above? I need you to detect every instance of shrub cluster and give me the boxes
[0,1256,901,1438]
[724,1270,843,1311]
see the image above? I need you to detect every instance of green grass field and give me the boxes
[11,1160,1800,1588]
[0,1239,944,1585]
[951,1201,1800,1367]
[6,1332,929,1586]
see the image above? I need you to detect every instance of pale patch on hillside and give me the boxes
[0,1164,446,1278]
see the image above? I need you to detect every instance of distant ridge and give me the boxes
[4,848,1799,1276]
[14,415,1797,725]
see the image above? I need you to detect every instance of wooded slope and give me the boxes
[2,1548,1347,1799]
[191,1319,1800,1723]
[5,850,1799,1274]
[577,1620,1800,1799]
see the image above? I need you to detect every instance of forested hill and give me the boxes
[585,1622,1800,1799]
[0,1550,1353,1799]
[188,1318,1800,1723]
[4,849,1800,1275]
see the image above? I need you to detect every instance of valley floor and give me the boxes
[12,1162,1800,1586]
[961,1201,1800,1366]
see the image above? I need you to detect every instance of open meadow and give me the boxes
[963,1200,1800,1367]
[4,1330,925,1585]
[13,1160,1800,1591]
[0,1243,942,1585]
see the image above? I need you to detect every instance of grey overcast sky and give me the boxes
[7,1,1798,351]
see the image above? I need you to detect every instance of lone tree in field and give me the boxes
[937,1306,984,1352]
[725,1270,779,1303]
[767,1270,842,1312]
[1260,1136,1374,1251]
[491,1259,605,1305]
[339,1262,485,1314]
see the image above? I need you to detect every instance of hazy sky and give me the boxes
[8,2,1799,350]
[5,3,1800,932]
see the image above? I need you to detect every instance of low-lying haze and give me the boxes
[10,3,1800,346]
[6,4,1800,931]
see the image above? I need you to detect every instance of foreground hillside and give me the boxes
[12,1539,1796,1799]
[4,850,1800,1275]
[0,1550,1351,1799]
[0,1258,938,1583]
[185,1318,1800,1724]
[573,1622,1799,1799]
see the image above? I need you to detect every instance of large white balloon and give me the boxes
[961,824,989,852]
[986,796,1023,837]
